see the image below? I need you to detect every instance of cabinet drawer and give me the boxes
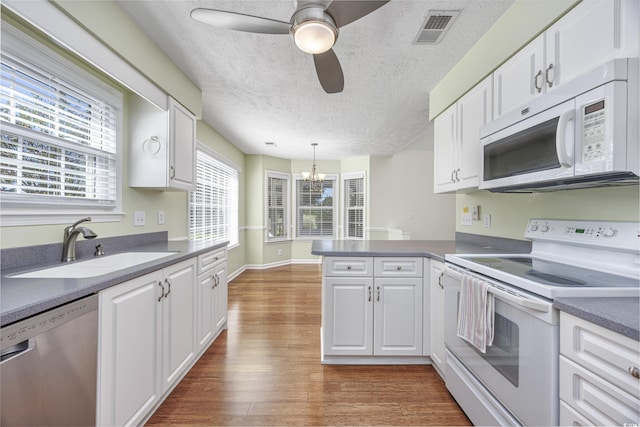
[323,257,373,277]
[560,312,640,399]
[559,400,594,427]
[560,356,639,426]
[374,257,423,277]
[198,247,226,274]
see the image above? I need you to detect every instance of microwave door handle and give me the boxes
[556,109,575,168]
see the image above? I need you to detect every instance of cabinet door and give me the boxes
[545,0,639,91]
[212,262,228,334]
[196,272,215,351]
[161,259,196,390]
[98,271,163,427]
[429,260,446,375]
[457,76,492,190]
[168,98,196,190]
[373,277,423,356]
[323,277,374,355]
[493,34,544,119]
[433,104,458,193]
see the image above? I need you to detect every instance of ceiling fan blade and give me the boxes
[313,49,344,94]
[325,1,390,28]
[190,8,291,34]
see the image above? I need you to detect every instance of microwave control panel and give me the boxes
[581,99,606,162]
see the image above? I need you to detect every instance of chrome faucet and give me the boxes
[62,217,97,262]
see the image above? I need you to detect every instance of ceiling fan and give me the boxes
[190,1,390,94]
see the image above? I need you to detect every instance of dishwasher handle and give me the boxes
[0,340,32,363]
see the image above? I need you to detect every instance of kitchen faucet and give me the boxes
[62,217,97,262]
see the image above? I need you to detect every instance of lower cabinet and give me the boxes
[196,247,228,352]
[429,259,446,376]
[559,312,640,426]
[98,248,227,426]
[322,256,424,361]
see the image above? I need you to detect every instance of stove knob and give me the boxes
[540,225,549,232]
[530,224,539,232]
[602,228,617,238]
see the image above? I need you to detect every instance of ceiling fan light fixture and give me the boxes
[293,20,336,54]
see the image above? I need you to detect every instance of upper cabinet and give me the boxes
[130,95,196,191]
[494,0,639,119]
[434,76,493,193]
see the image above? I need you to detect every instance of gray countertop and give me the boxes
[310,239,524,261]
[554,297,640,341]
[1,239,227,326]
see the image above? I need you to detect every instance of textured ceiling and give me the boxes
[116,0,513,160]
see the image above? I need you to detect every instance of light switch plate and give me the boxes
[483,214,492,228]
[461,213,472,226]
[157,210,165,225]
[134,211,145,227]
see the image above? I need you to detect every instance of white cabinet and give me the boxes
[196,247,228,352]
[559,312,640,426]
[494,0,639,119]
[322,256,424,360]
[97,271,162,427]
[429,259,446,377]
[129,95,196,191]
[434,76,492,193]
[98,258,196,426]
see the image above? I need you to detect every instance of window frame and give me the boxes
[342,171,366,240]
[265,170,290,242]
[188,142,239,247]
[0,22,124,226]
[294,173,338,240]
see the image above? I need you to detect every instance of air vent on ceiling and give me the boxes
[413,10,460,45]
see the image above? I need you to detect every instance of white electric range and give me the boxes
[443,219,640,426]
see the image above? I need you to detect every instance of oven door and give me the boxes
[479,98,576,191]
[443,265,559,426]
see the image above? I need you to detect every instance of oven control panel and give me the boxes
[525,219,639,250]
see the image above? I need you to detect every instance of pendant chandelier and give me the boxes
[301,143,325,192]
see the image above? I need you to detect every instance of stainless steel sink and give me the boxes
[10,252,178,278]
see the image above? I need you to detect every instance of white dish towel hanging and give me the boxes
[456,273,495,353]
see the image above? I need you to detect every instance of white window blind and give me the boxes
[344,175,364,239]
[189,147,238,245]
[296,179,335,238]
[0,47,118,209]
[266,173,289,240]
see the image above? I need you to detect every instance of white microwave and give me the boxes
[479,58,639,192]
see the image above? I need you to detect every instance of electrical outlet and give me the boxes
[277,249,283,256]
[134,211,145,227]
[157,210,165,225]
[483,214,492,228]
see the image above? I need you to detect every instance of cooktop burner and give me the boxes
[468,256,639,288]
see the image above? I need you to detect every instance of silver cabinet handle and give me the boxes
[396,266,402,271]
[438,272,444,289]
[451,170,456,183]
[455,168,461,182]
[211,275,216,289]
[545,63,554,87]
[377,286,381,302]
[158,281,165,302]
[164,278,171,298]
[368,286,372,302]
[629,366,640,379]
[534,69,543,93]
[347,265,352,270]
[170,165,175,179]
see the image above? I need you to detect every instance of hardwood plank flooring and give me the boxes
[147,264,471,426]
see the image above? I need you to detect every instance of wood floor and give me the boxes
[147,264,471,426]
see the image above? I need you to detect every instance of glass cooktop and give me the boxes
[468,256,639,288]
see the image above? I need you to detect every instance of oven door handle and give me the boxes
[487,286,550,313]
[445,266,550,313]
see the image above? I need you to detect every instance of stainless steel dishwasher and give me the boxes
[1,294,98,426]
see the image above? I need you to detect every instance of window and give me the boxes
[0,23,122,223]
[296,177,336,238]
[266,171,289,241]
[189,144,239,246]
[343,172,365,239]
